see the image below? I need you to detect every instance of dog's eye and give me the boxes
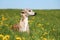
[29,10,31,12]
[21,12,24,14]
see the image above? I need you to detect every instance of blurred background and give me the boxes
[0,0,60,9]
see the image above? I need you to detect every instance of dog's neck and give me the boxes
[20,16,28,26]
[23,17,28,22]
[21,16,28,21]
[19,16,28,31]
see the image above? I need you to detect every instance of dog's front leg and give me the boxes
[26,25,30,34]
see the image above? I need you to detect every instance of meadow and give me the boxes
[0,9,60,40]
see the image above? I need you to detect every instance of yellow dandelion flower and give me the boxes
[4,24,9,26]
[28,20,32,24]
[16,37,21,40]
[38,39,40,40]
[22,37,25,40]
[28,20,33,23]
[32,36,34,38]
[0,21,3,25]
[3,38,6,40]
[4,35,10,39]
[28,20,31,23]
[2,16,7,21]
[41,36,43,38]
[41,27,44,30]
[42,38,47,40]
[38,23,43,27]
[43,32,48,35]
[38,24,42,26]
[15,35,18,37]
[52,38,55,40]
[0,34,4,38]
[2,16,5,21]
[3,37,8,40]
[53,28,56,31]
[32,17,35,19]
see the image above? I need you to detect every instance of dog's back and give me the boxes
[11,24,19,31]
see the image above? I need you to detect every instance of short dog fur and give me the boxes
[12,9,36,34]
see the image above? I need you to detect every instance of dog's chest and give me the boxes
[19,17,29,32]
[24,17,28,23]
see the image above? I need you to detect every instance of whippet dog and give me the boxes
[12,9,36,34]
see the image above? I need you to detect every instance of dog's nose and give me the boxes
[33,13,36,16]
[35,13,36,15]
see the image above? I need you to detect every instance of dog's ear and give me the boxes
[21,11,25,14]
[21,9,25,14]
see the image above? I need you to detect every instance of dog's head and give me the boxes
[21,9,36,17]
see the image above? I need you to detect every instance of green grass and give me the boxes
[0,9,60,40]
